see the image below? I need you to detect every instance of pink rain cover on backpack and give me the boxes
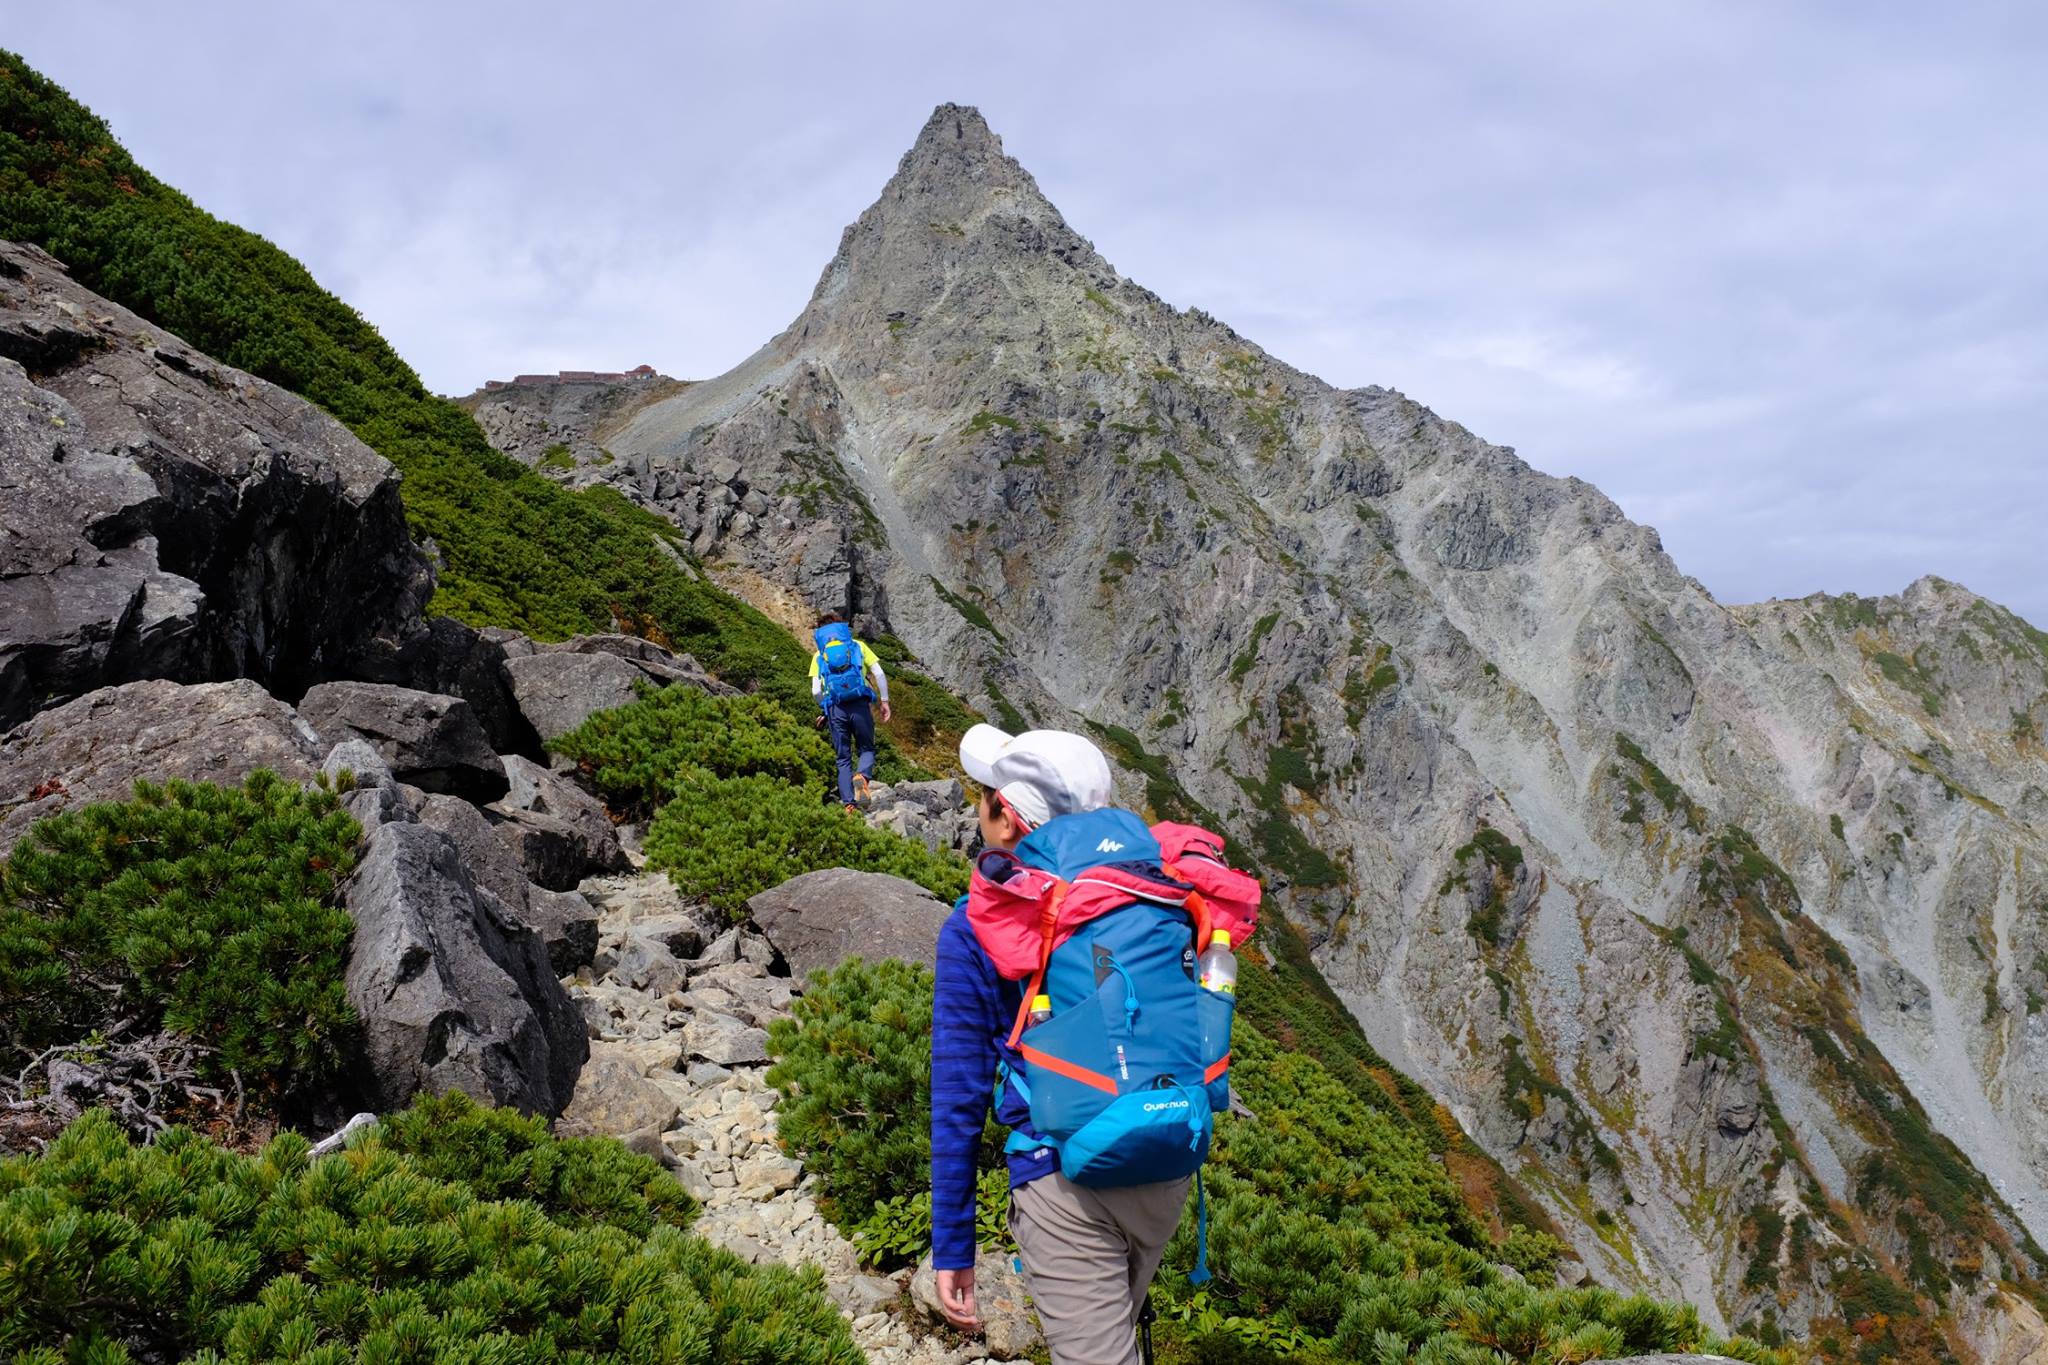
[965,852,1067,980]
[967,828,1262,979]
[1152,822,1261,948]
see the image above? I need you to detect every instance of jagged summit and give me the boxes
[794,104,1091,326]
[883,103,1049,216]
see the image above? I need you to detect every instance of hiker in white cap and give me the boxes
[930,723,1229,1365]
[956,723,1114,834]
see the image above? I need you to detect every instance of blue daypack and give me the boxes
[813,623,872,705]
[970,808,1258,1283]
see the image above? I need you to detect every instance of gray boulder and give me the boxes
[298,682,507,803]
[911,1249,1040,1359]
[490,807,586,890]
[746,868,953,981]
[342,821,586,1115]
[611,928,690,996]
[504,650,649,744]
[524,887,600,975]
[0,240,432,732]
[414,793,533,915]
[0,678,323,855]
[497,754,628,875]
[322,739,414,831]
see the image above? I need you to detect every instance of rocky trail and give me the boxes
[556,860,1036,1364]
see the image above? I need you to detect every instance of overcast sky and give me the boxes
[15,2,2046,623]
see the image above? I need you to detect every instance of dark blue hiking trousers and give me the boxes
[825,698,876,805]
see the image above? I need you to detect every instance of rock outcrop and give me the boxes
[343,819,586,1115]
[0,678,323,854]
[0,241,431,730]
[747,867,955,982]
[298,682,508,803]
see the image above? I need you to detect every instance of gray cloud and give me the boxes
[15,0,2046,622]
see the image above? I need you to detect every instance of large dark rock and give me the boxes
[489,807,587,891]
[746,868,953,981]
[0,241,432,731]
[414,793,534,915]
[503,634,730,743]
[497,754,628,876]
[0,678,323,855]
[342,820,586,1115]
[352,617,541,759]
[298,682,507,803]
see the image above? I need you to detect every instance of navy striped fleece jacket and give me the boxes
[929,898,1056,1270]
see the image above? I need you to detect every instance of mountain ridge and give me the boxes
[505,101,2048,1359]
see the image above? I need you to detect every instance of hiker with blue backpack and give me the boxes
[931,724,1259,1365]
[809,612,892,812]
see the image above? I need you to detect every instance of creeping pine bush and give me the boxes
[646,771,970,915]
[554,685,969,914]
[552,685,836,813]
[0,772,360,1101]
[765,959,1008,1269]
[0,1093,861,1364]
[769,961,1792,1365]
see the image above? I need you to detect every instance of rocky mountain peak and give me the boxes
[793,105,1090,329]
[885,103,1046,218]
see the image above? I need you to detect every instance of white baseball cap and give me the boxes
[958,724,1114,829]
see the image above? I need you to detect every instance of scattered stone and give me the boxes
[614,930,690,996]
[682,1013,771,1067]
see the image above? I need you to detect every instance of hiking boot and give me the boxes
[843,802,861,816]
[853,773,872,804]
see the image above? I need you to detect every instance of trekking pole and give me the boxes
[1137,1293,1157,1365]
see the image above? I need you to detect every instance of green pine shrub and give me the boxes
[0,772,359,1105]
[768,959,1791,1364]
[645,772,969,915]
[0,1092,859,1363]
[766,959,942,1224]
[553,684,836,813]
[372,1091,697,1235]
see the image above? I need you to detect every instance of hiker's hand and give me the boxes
[935,1267,979,1330]
[879,700,893,724]
[812,713,826,729]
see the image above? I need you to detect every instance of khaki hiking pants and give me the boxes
[1009,1171,1192,1365]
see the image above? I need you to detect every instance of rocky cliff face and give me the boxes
[0,241,433,729]
[547,105,2048,1353]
